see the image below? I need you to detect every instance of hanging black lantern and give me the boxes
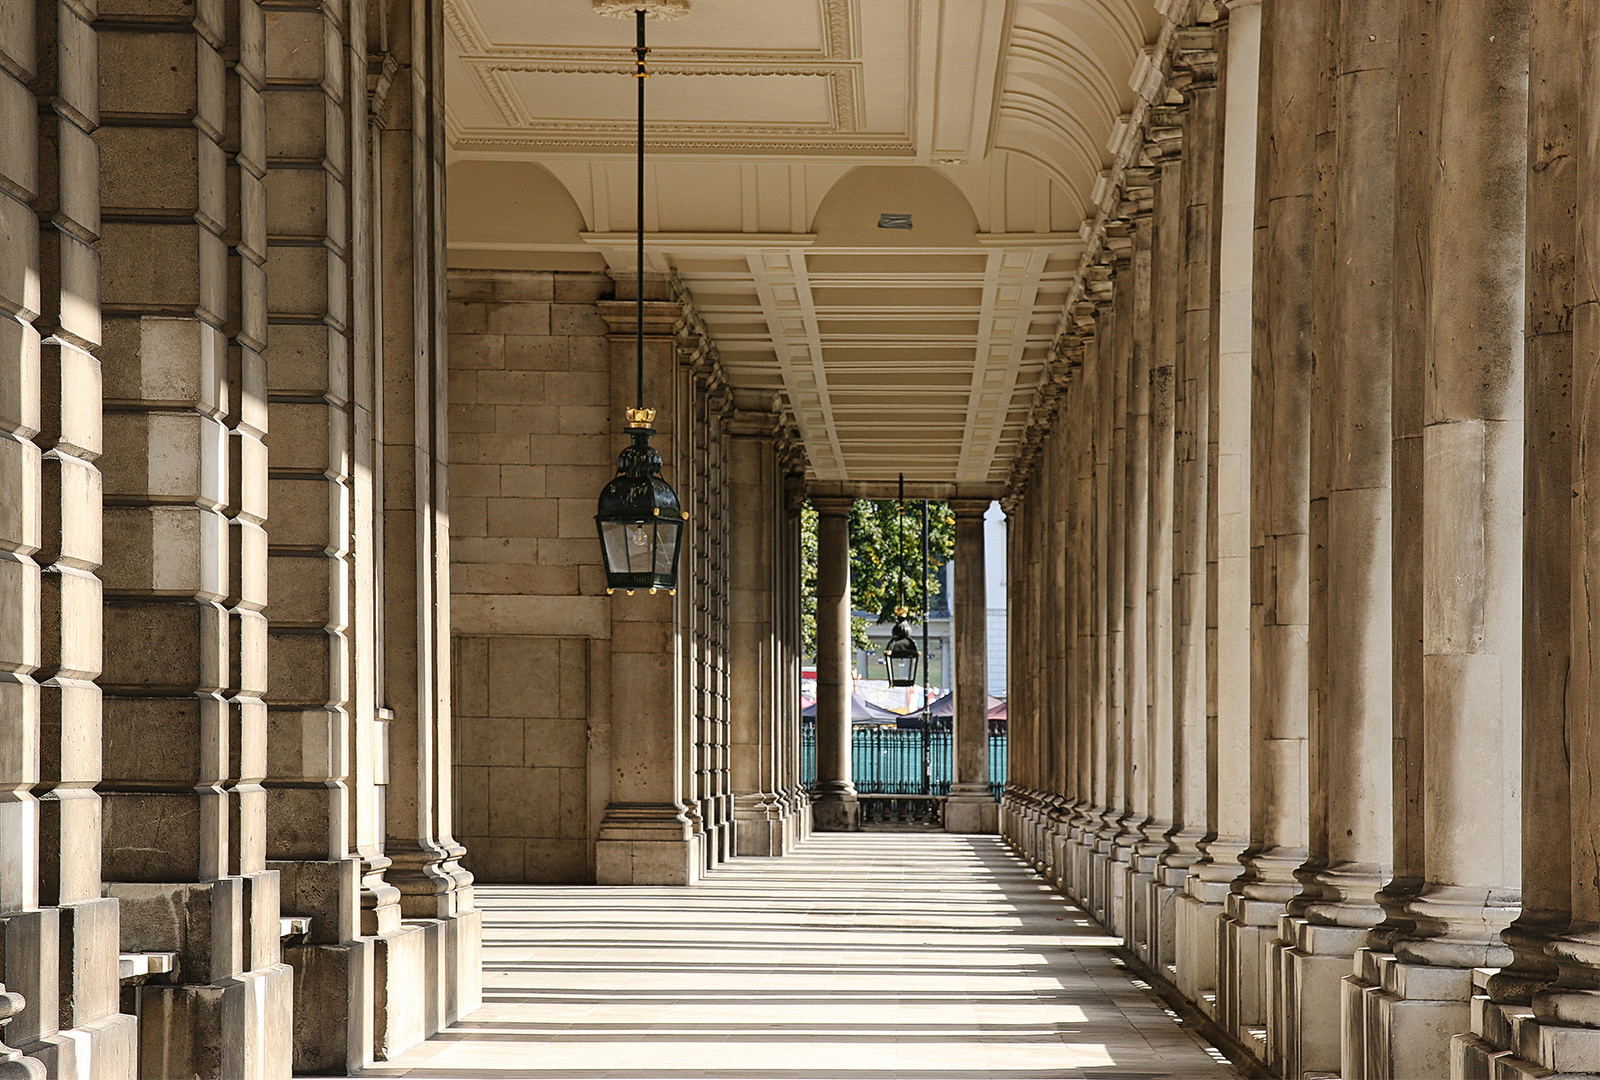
[884,618,919,687]
[594,4,686,595]
[596,408,686,594]
[882,474,920,687]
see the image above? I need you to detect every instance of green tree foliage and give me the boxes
[800,499,957,661]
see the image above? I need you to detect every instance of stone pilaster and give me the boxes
[372,0,481,1043]
[810,495,858,832]
[1178,0,1258,1020]
[780,463,810,842]
[95,0,293,1063]
[594,295,701,881]
[728,399,791,856]
[945,497,995,835]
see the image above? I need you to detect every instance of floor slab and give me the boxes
[347,834,1242,1080]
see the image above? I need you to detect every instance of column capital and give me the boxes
[810,494,854,516]
[950,497,991,520]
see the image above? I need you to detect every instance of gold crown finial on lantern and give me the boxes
[626,407,656,428]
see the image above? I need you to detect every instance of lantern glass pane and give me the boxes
[653,518,682,577]
[599,520,632,575]
[887,654,917,687]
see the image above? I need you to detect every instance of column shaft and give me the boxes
[945,498,995,834]
[810,496,858,831]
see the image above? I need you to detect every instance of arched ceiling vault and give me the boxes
[445,0,1163,485]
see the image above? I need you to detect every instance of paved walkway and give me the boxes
[359,834,1242,1080]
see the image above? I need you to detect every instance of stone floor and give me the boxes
[353,834,1243,1079]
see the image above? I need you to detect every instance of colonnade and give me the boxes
[810,492,995,835]
[1002,1,1600,1076]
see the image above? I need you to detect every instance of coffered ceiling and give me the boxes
[445,0,1162,484]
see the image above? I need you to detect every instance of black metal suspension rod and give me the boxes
[635,8,646,412]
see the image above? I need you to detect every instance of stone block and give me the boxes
[267,476,337,549]
[101,221,224,316]
[1,908,61,1045]
[558,405,609,435]
[486,635,560,717]
[568,334,610,371]
[57,897,121,1028]
[459,836,522,883]
[100,412,227,505]
[449,496,487,539]
[485,496,556,539]
[558,638,587,717]
[544,370,610,406]
[102,789,226,882]
[550,303,608,336]
[454,716,522,768]
[450,536,537,566]
[265,243,336,319]
[268,401,345,473]
[484,302,550,337]
[504,335,567,370]
[38,342,101,460]
[98,28,197,116]
[262,86,329,161]
[528,718,585,770]
[280,936,372,1075]
[493,404,559,435]
[0,76,36,198]
[0,192,41,320]
[263,322,334,396]
[524,839,587,883]
[557,766,586,837]
[264,165,329,238]
[101,505,225,597]
[262,9,325,82]
[445,300,488,335]
[266,552,340,626]
[373,924,427,1061]
[487,766,558,837]
[98,126,200,214]
[100,598,226,690]
[595,838,697,886]
[270,856,356,944]
[454,767,489,836]
[0,5,33,84]
[448,403,496,435]
[109,877,243,984]
[542,463,611,499]
[475,370,542,405]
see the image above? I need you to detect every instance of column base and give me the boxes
[1175,865,1234,1013]
[943,786,997,834]
[811,788,861,832]
[1277,918,1367,1078]
[1219,892,1285,1049]
[734,794,792,856]
[1343,947,1472,1079]
[595,803,703,885]
[373,909,484,1060]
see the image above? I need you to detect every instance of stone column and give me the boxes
[1223,0,1316,1047]
[1450,4,1582,1076]
[1281,2,1397,1075]
[728,398,788,856]
[1178,0,1258,1018]
[810,496,858,831]
[1164,24,1219,982]
[1376,1,1528,1075]
[1042,401,1070,870]
[1136,106,1183,974]
[945,497,996,834]
[1114,175,1154,941]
